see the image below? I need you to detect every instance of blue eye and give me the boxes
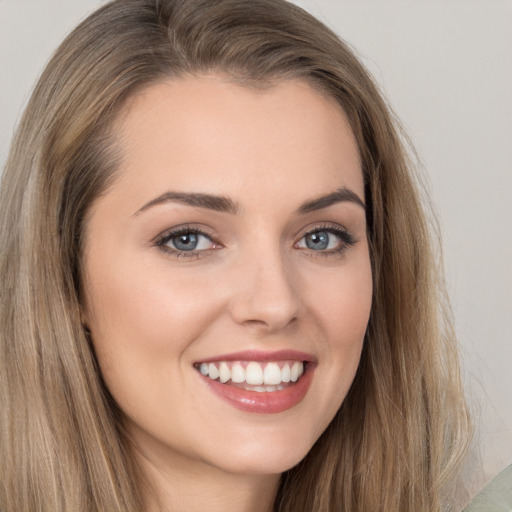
[157,228,217,254]
[296,227,354,253]
[304,231,330,250]
[172,232,200,251]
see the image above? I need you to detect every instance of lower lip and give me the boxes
[199,364,315,414]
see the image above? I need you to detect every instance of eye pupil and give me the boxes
[306,231,329,250]
[173,233,198,251]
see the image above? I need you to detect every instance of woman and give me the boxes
[0,0,471,510]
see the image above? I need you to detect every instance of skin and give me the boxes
[83,76,373,512]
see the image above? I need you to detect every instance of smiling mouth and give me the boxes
[194,351,315,413]
[194,360,305,392]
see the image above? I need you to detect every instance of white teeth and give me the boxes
[219,362,230,383]
[263,362,282,385]
[281,363,291,382]
[231,363,245,383]
[245,362,264,385]
[254,385,282,392]
[290,361,301,382]
[197,360,306,388]
[208,362,219,380]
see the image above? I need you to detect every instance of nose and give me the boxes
[229,248,302,333]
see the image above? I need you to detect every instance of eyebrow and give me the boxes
[295,187,366,214]
[134,191,240,216]
[134,186,365,216]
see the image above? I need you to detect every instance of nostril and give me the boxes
[237,313,299,333]
[228,257,302,330]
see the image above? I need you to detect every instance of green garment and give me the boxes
[464,464,512,511]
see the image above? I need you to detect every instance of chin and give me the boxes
[204,429,318,476]
[218,451,309,477]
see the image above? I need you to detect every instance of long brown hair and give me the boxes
[0,1,470,510]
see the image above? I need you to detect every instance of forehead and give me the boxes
[109,75,363,211]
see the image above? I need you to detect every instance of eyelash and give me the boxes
[155,225,219,259]
[295,224,356,257]
[154,223,356,259]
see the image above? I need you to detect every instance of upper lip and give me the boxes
[195,350,316,364]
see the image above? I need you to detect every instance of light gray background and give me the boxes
[1,0,511,491]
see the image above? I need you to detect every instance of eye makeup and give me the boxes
[294,223,356,257]
[154,224,222,259]
[153,220,356,260]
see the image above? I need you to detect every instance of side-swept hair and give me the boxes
[0,1,470,510]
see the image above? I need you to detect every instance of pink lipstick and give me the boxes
[194,350,316,414]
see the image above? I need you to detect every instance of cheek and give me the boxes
[83,256,230,437]
[307,255,373,348]
[83,253,227,390]
[86,256,217,340]
[297,253,372,422]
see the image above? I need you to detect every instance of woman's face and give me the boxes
[83,76,372,477]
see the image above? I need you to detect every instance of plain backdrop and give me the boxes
[1,0,511,491]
